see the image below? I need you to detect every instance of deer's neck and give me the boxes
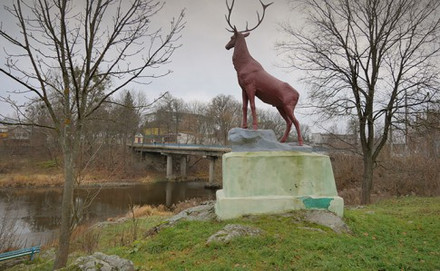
[232,38,255,71]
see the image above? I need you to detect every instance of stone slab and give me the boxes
[215,151,344,219]
[222,151,338,197]
[228,128,313,152]
[215,191,344,219]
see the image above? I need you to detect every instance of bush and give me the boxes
[0,202,23,252]
[331,152,440,205]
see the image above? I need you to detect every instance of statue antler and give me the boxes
[225,0,273,33]
[225,0,237,32]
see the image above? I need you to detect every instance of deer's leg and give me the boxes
[248,93,258,130]
[285,105,303,146]
[277,106,292,143]
[241,90,248,129]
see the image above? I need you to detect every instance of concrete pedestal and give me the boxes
[215,151,344,219]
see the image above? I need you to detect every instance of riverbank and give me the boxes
[0,147,171,188]
[4,196,440,270]
[0,155,212,189]
[0,171,165,188]
[0,172,164,188]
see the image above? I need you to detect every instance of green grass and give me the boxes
[36,160,58,169]
[9,197,440,270]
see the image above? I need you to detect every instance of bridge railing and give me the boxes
[130,142,231,150]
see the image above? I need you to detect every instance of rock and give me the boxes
[228,128,313,152]
[92,217,130,229]
[166,201,216,223]
[71,252,134,271]
[145,201,216,237]
[207,224,263,244]
[303,210,351,234]
[242,210,351,234]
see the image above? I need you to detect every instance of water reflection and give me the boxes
[0,181,216,247]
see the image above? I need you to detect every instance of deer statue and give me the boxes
[225,0,303,145]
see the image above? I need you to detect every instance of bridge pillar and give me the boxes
[180,155,187,178]
[208,156,217,184]
[166,154,173,179]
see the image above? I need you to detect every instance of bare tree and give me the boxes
[208,94,241,145]
[186,101,211,144]
[113,91,140,167]
[0,0,184,268]
[279,0,440,204]
[408,105,440,157]
[154,93,186,142]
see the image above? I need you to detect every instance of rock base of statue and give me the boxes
[215,128,344,220]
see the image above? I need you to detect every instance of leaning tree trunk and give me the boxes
[361,154,374,204]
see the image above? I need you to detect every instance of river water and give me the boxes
[0,181,216,248]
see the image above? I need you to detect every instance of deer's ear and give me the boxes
[243,32,250,38]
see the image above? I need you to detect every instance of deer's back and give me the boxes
[239,68,299,107]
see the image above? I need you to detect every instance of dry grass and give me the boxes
[380,154,440,196]
[135,174,162,183]
[77,171,159,185]
[113,199,207,221]
[0,173,64,187]
[70,224,102,254]
[126,204,172,218]
[170,198,207,213]
[0,169,161,188]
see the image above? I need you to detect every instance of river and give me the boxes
[0,181,217,248]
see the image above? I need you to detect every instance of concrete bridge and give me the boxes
[130,143,231,183]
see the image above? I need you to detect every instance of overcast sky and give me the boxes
[0,0,326,132]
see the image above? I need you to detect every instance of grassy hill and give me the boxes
[7,196,440,270]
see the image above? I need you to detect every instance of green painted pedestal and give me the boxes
[215,151,344,219]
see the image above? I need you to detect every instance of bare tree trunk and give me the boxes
[361,154,374,204]
[53,135,77,269]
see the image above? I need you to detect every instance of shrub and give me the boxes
[331,152,440,205]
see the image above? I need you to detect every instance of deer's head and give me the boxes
[225,29,250,50]
[224,0,273,50]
